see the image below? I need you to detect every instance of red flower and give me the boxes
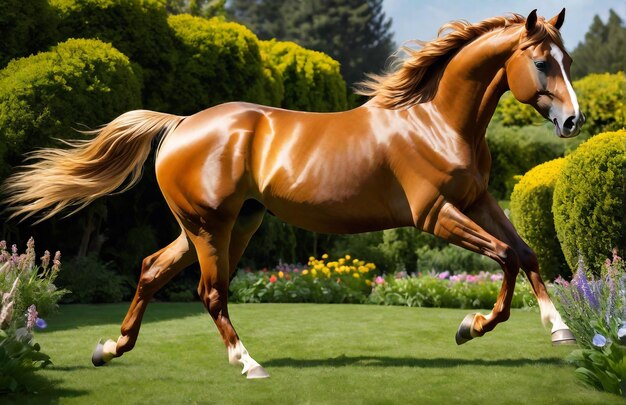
[269,275,277,283]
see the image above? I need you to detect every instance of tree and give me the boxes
[570,9,626,79]
[228,0,395,87]
[163,0,226,17]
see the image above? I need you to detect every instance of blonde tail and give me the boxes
[2,110,185,223]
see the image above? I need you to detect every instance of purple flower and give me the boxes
[592,333,607,348]
[26,304,38,331]
[466,275,478,283]
[572,263,599,310]
[35,318,47,329]
[490,273,503,282]
[450,275,462,282]
[438,271,450,280]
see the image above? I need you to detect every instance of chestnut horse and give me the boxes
[4,9,584,379]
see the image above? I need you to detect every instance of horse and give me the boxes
[3,9,584,379]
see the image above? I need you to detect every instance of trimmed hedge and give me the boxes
[167,15,282,114]
[486,123,570,199]
[0,39,141,175]
[261,40,347,112]
[510,158,569,280]
[0,0,58,68]
[574,72,625,136]
[50,0,175,110]
[553,130,626,274]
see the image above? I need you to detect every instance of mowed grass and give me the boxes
[6,303,624,405]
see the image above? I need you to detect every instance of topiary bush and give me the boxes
[486,123,572,200]
[574,72,625,137]
[261,40,347,112]
[50,0,175,110]
[0,0,58,68]
[510,158,570,280]
[166,14,281,114]
[0,38,141,177]
[553,130,626,275]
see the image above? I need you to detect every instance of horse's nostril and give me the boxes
[563,116,576,131]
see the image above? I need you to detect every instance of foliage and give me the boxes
[261,40,347,111]
[369,271,536,309]
[228,0,395,87]
[167,14,281,114]
[0,238,64,393]
[164,0,226,17]
[416,244,499,275]
[570,10,626,79]
[554,253,626,395]
[0,38,141,177]
[574,72,625,137]
[50,0,176,110]
[493,92,540,127]
[230,255,376,303]
[553,130,626,274]
[486,122,571,199]
[56,255,127,304]
[510,158,570,280]
[0,0,58,68]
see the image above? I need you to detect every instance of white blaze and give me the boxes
[550,43,580,118]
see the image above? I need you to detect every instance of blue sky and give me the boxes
[383,0,626,51]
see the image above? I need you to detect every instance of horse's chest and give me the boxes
[443,165,488,206]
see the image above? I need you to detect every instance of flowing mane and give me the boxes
[357,13,564,109]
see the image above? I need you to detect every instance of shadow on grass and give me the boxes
[40,302,206,332]
[264,354,566,368]
[4,373,89,404]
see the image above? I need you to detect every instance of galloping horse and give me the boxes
[4,9,584,379]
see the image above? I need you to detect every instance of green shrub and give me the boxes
[510,158,570,280]
[0,38,141,176]
[493,92,540,127]
[261,40,347,112]
[553,130,626,274]
[574,72,625,137]
[0,0,58,68]
[416,244,499,274]
[167,15,281,114]
[50,0,175,110]
[486,123,572,199]
[56,255,127,303]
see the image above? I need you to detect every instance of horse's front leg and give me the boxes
[463,193,575,345]
[424,197,521,343]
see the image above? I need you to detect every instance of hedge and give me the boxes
[166,15,282,114]
[486,123,569,200]
[553,130,626,274]
[0,0,58,68]
[0,38,141,176]
[510,158,569,280]
[261,40,347,112]
[50,0,175,110]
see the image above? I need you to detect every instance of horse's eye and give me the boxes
[534,60,547,72]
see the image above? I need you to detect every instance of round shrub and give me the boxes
[167,15,281,114]
[493,92,540,127]
[553,130,626,274]
[261,40,347,112]
[50,0,175,110]
[0,0,58,68]
[510,158,569,280]
[0,38,141,175]
[574,72,625,137]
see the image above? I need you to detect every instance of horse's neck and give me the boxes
[430,28,519,141]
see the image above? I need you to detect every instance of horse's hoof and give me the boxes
[552,329,576,345]
[92,340,107,367]
[246,365,270,379]
[456,313,476,345]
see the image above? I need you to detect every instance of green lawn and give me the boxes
[6,303,624,404]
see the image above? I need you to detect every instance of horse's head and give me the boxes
[506,9,584,138]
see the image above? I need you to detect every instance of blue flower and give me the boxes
[35,317,47,329]
[618,325,626,344]
[592,333,607,348]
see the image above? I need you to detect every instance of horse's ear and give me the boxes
[525,9,538,31]
[548,8,566,30]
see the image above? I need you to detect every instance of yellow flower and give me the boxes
[302,269,309,276]
[278,271,284,279]
[339,258,345,264]
[365,280,372,286]
[353,259,359,264]
[353,273,360,278]
[322,253,328,259]
[345,255,351,260]
[309,256,315,262]
[311,269,317,277]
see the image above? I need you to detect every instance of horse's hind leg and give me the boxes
[92,231,197,366]
[187,216,269,379]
